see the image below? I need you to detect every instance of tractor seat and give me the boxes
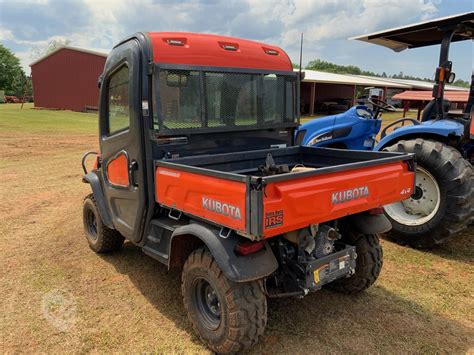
[421,99,450,121]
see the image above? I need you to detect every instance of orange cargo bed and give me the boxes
[155,146,415,239]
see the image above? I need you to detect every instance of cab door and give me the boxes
[98,39,147,243]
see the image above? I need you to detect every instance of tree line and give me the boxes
[294,59,470,88]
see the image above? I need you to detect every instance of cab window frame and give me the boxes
[106,63,131,136]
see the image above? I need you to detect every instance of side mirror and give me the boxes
[447,72,456,84]
[166,72,188,87]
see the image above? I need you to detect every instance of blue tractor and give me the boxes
[296,12,474,248]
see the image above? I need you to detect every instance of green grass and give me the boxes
[0,105,472,353]
[0,103,418,135]
[0,103,98,134]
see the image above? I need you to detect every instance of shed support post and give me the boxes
[310,82,316,115]
[403,100,409,118]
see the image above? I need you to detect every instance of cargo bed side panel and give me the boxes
[262,162,414,237]
[156,167,247,232]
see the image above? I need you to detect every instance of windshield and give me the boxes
[154,68,296,133]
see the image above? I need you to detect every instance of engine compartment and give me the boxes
[265,223,357,297]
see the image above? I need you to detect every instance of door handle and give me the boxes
[129,160,139,187]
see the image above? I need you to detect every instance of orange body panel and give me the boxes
[156,167,247,232]
[262,162,414,237]
[107,153,129,187]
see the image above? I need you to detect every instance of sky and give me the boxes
[0,0,472,80]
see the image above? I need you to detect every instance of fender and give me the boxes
[170,222,278,283]
[375,119,465,150]
[82,171,114,229]
[347,213,392,234]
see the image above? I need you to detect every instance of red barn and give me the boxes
[30,46,107,112]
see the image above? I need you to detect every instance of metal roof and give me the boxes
[392,90,469,102]
[354,75,468,91]
[29,45,108,67]
[298,69,411,88]
[350,12,474,52]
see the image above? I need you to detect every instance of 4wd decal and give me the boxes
[265,210,284,229]
[332,186,369,204]
[202,197,242,220]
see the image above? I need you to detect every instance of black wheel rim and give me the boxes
[85,207,98,241]
[192,277,221,331]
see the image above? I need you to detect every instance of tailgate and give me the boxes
[259,160,415,238]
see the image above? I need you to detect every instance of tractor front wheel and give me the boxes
[181,248,267,353]
[83,194,124,253]
[383,139,473,248]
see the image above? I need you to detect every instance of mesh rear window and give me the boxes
[156,69,295,132]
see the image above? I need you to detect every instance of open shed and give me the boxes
[392,90,469,119]
[299,69,411,115]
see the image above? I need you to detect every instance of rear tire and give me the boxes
[328,233,383,294]
[83,194,124,253]
[181,248,267,353]
[383,139,473,248]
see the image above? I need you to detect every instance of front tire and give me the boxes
[383,139,473,248]
[328,233,383,294]
[181,248,267,353]
[83,194,124,253]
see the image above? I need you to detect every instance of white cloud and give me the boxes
[2,0,448,76]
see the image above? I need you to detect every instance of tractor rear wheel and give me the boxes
[83,194,124,253]
[383,139,473,248]
[328,233,383,294]
[181,248,267,353]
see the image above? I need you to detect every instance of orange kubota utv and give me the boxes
[82,32,415,353]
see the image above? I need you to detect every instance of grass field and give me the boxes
[0,103,473,353]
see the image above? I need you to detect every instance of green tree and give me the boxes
[0,44,26,95]
[452,79,469,88]
[31,38,71,61]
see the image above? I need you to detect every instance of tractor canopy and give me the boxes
[350,12,474,51]
[352,12,474,120]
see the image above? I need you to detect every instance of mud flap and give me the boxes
[82,172,114,229]
[348,213,392,234]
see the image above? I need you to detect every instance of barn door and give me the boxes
[98,39,147,243]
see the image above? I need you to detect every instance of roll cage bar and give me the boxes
[351,12,474,119]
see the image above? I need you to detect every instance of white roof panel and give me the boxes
[298,69,411,88]
[30,45,108,67]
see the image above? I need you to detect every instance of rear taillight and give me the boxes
[235,241,265,256]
